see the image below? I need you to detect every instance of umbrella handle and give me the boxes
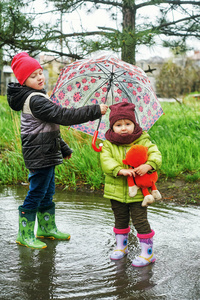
[92,131,102,152]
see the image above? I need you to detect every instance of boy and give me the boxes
[7,52,108,249]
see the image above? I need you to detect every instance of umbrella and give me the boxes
[51,54,163,151]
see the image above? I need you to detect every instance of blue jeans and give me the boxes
[23,166,55,210]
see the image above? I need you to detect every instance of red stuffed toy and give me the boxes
[122,144,162,207]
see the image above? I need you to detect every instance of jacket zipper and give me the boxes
[123,147,128,202]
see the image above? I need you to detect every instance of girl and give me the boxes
[100,102,161,267]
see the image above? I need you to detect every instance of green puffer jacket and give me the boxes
[100,131,162,203]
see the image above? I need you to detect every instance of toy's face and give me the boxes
[113,119,135,135]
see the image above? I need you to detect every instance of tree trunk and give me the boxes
[122,0,136,64]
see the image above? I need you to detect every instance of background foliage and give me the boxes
[1,0,200,65]
[156,59,200,98]
[0,95,199,189]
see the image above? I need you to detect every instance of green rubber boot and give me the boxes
[36,202,71,240]
[16,206,47,249]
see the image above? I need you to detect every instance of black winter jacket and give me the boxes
[7,83,102,169]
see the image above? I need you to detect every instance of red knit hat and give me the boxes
[109,102,138,128]
[11,52,42,85]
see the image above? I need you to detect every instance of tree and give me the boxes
[1,0,200,64]
[1,0,38,60]
[0,0,84,62]
[156,58,200,97]
[46,0,200,64]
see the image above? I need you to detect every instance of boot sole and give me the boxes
[36,235,71,240]
[132,258,156,267]
[16,240,47,249]
[110,252,128,260]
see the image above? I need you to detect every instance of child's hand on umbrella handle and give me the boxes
[100,104,108,115]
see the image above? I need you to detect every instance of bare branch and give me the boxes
[156,14,200,30]
[136,0,200,9]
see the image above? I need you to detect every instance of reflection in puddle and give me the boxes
[0,186,199,300]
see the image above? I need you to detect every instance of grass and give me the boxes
[0,94,200,189]
[148,95,200,180]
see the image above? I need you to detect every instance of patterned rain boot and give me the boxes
[16,206,47,249]
[110,227,130,260]
[132,230,156,267]
[36,202,70,240]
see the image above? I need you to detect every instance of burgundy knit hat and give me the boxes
[11,52,42,85]
[109,102,138,128]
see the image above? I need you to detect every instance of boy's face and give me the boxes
[113,119,135,135]
[24,68,45,90]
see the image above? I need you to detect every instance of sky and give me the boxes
[31,0,199,61]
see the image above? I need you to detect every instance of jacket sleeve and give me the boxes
[60,138,73,158]
[100,141,123,177]
[142,139,162,171]
[29,95,102,126]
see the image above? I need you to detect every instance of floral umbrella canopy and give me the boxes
[51,54,163,149]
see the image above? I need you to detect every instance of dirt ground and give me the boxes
[74,177,200,206]
[156,178,200,206]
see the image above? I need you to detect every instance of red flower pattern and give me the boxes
[67,85,72,91]
[100,122,106,130]
[91,99,98,104]
[142,116,147,124]
[73,92,82,102]
[64,99,70,106]
[139,106,143,112]
[143,93,150,104]
[83,85,89,91]
[95,92,100,97]
[136,96,141,102]
[52,55,163,137]
[58,91,65,100]
[76,82,81,88]
[68,72,76,79]
[152,102,158,110]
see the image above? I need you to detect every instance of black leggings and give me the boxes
[110,200,151,234]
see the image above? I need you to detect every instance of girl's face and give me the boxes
[113,119,135,135]
[24,68,45,90]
